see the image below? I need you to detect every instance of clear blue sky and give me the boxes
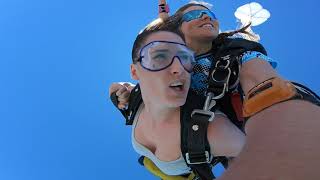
[1,0,319,179]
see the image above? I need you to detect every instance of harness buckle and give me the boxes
[185,151,210,165]
[209,67,231,100]
[191,109,215,122]
[215,58,230,69]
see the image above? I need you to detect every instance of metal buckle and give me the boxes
[215,59,230,69]
[185,151,210,164]
[191,109,215,122]
[203,92,214,110]
[210,67,231,100]
[211,67,231,85]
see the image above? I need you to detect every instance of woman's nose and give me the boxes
[200,13,211,21]
[170,56,185,75]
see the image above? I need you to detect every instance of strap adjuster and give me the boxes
[191,109,215,122]
[185,151,210,164]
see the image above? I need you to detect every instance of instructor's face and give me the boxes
[180,6,219,42]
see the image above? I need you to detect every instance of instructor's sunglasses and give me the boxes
[137,41,195,73]
[182,9,217,22]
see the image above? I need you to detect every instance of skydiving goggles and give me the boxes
[136,41,195,73]
[182,9,217,22]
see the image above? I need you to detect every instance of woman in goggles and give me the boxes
[130,21,194,109]
[110,18,246,178]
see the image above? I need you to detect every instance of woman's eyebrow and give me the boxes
[150,49,170,53]
[176,50,189,54]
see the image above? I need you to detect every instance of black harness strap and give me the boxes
[187,113,214,180]
[180,38,268,179]
[181,91,215,180]
[291,82,320,106]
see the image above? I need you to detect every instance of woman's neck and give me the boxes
[186,38,212,55]
[142,102,180,124]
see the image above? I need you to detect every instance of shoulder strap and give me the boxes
[214,38,267,55]
[209,38,267,94]
[207,38,268,129]
[181,90,216,179]
[125,84,143,125]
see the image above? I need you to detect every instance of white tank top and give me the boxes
[131,104,226,175]
[131,104,191,175]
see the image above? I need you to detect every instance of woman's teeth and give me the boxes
[169,82,184,91]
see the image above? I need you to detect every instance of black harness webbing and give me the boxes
[181,91,215,179]
[177,38,254,179]
[181,38,268,179]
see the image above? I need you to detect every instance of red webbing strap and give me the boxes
[231,92,244,122]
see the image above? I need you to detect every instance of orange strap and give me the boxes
[243,77,297,118]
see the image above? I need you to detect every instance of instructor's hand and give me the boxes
[109,82,134,109]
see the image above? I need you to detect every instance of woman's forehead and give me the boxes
[144,31,184,45]
[183,5,208,13]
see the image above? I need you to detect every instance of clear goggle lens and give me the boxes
[138,41,195,72]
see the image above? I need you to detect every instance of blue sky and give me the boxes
[1,0,319,179]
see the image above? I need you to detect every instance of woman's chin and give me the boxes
[166,98,187,107]
[196,31,218,41]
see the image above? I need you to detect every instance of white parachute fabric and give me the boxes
[234,2,270,27]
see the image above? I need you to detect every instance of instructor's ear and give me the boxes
[130,64,139,80]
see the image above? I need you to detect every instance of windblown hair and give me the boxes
[163,1,254,44]
[131,18,183,63]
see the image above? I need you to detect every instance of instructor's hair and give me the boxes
[131,18,183,63]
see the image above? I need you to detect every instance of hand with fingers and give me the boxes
[158,0,169,19]
[109,82,135,109]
